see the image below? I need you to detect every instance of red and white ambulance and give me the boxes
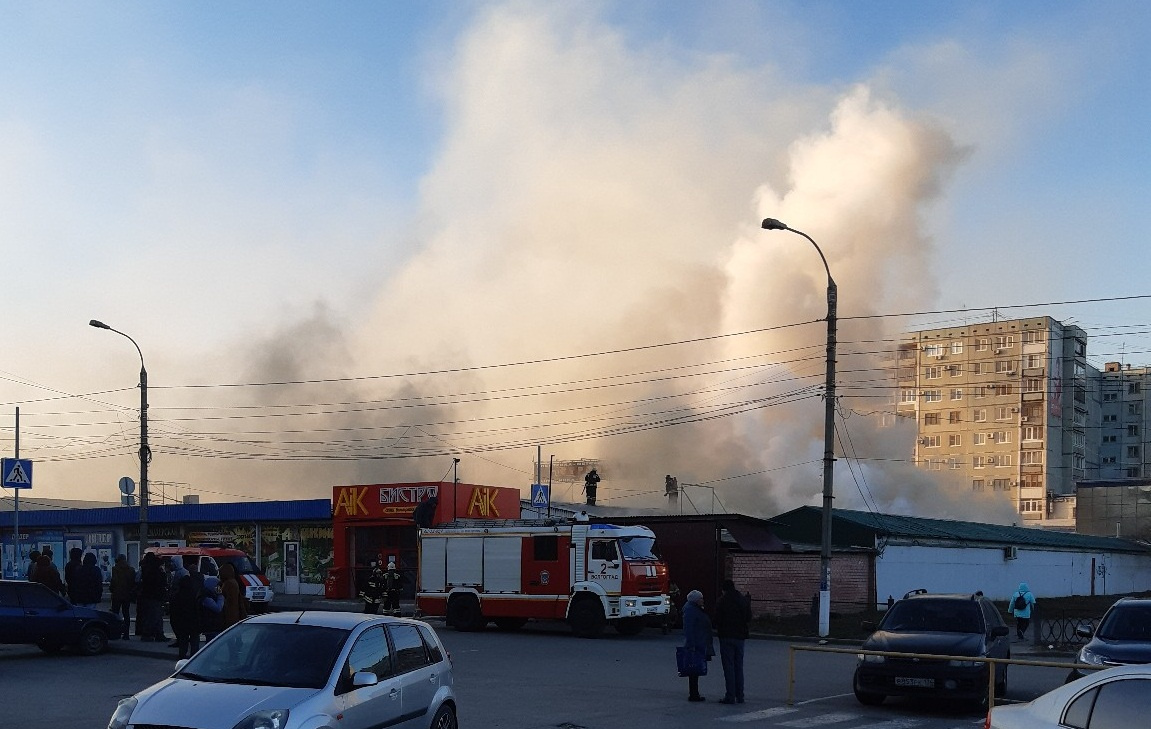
[147,545,275,611]
[417,519,670,637]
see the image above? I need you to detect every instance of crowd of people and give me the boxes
[24,548,248,658]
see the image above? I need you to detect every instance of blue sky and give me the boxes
[2,1,1150,513]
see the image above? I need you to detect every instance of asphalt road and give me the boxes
[2,620,1076,729]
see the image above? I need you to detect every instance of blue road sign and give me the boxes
[530,483,550,509]
[2,458,32,489]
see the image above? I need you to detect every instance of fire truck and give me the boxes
[416,519,670,637]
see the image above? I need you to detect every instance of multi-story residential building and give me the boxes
[897,316,1096,527]
[1097,362,1151,479]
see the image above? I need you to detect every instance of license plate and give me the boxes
[894,677,934,688]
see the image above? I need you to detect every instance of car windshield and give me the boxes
[220,555,261,575]
[619,536,657,560]
[176,623,349,689]
[881,599,985,634]
[1098,605,1151,641]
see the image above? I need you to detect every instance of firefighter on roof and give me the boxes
[583,468,601,506]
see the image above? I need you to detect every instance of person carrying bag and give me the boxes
[679,589,716,702]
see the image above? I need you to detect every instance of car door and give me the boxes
[0,583,21,643]
[387,623,440,727]
[16,582,76,644]
[337,625,405,729]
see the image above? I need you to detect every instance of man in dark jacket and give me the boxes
[64,547,84,603]
[72,552,104,607]
[169,555,206,658]
[714,579,752,704]
[137,552,169,641]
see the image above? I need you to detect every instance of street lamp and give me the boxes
[761,218,837,638]
[89,319,151,553]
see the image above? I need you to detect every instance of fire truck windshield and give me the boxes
[618,537,657,560]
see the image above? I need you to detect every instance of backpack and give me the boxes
[1013,593,1027,611]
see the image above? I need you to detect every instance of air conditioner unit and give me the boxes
[1004,546,1019,560]
[1021,416,1030,422]
[1011,407,1020,412]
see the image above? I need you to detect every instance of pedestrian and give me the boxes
[110,554,136,640]
[681,589,715,702]
[218,562,248,629]
[24,550,40,580]
[200,575,225,641]
[31,553,65,595]
[382,560,405,616]
[1010,582,1036,640]
[137,552,169,641]
[71,552,104,608]
[64,547,84,602]
[361,561,385,614]
[169,555,206,658]
[714,579,752,704]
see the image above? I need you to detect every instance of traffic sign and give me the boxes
[530,483,550,509]
[2,458,32,489]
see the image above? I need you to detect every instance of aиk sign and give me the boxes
[1,458,32,490]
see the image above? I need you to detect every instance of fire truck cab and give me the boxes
[417,520,670,637]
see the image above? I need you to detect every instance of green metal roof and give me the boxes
[771,506,1151,554]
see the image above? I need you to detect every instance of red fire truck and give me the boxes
[416,519,670,637]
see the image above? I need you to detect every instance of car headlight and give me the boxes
[624,599,637,608]
[108,697,137,729]
[858,653,885,663]
[1078,647,1106,665]
[231,709,290,729]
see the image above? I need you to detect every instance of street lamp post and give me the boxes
[761,218,837,638]
[89,320,151,553]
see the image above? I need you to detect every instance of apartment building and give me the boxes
[1098,362,1151,479]
[896,316,1096,526]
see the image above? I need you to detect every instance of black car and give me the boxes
[0,579,123,655]
[1068,597,1151,682]
[854,590,1011,708]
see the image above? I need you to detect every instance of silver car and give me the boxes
[108,611,457,729]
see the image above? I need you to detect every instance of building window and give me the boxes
[995,359,1013,373]
[950,388,963,401]
[1026,354,1043,368]
[923,390,942,402]
[923,435,941,448]
[973,456,985,469]
[924,344,943,357]
[1024,378,1042,393]
[1129,425,1141,437]
[1102,457,1117,465]
[1128,467,1141,477]
[925,366,942,379]
[996,406,1010,420]
[1129,403,1142,416]
[1103,414,1118,423]
[948,457,961,470]
[990,384,1012,396]
[949,434,962,447]
[1127,445,1141,459]
[993,431,1011,444]
[948,411,962,424]
[1022,330,1045,344]
[998,454,1013,467]
[1022,426,1043,441]
[974,433,987,446]
[1021,474,1043,489]
[1129,383,1142,395]
[1019,499,1043,513]
[950,341,963,355]
[974,409,987,423]
[1103,435,1118,444]
[923,413,940,426]
[948,365,962,377]
[972,479,985,491]
[1021,451,1043,466]
[901,389,916,403]
[1103,392,1118,402]
[993,335,1014,350]
[976,337,990,352]
[973,362,986,375]
[993,478,1011,490]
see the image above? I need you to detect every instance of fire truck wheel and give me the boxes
[447,595,485,632]
[614,617,645,636]
[568,597,606,638]
[494,617,528,631]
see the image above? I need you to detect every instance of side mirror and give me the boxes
[991,625,1010,638]
[1076,623,1094,638]
[175,658,189,671]
[352,671,379,687]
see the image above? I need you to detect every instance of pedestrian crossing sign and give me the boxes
[1,458,32,489]
[530,483,549,508]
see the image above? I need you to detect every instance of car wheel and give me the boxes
[77,625,109,656]
[493,617,527,631]
[447,595,484,631]
[614,617,645,636]
[430,703,458,729]
[568,598,606,638]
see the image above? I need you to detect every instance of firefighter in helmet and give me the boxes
[382,560,405,617]
[361,560,385,614]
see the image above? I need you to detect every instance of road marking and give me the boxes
[778,713,860,727]
[716,707,799,723]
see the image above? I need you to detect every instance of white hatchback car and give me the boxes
[989,663,1151,729]
[108,611,457,729]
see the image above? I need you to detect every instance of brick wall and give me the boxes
[731,552,873,617]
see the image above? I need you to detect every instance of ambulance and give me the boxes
[147,545,275,611]
[417,519,670,637]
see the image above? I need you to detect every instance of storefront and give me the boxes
[327,481,521,599]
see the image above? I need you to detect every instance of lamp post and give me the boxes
[89,319,151,553]
[761,218,837,638]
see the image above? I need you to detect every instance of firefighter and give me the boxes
[360,561,385,614]
[583,469,600,506]
[382,560,405,616]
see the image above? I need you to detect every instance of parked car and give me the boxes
[853,589,1011,708]
[0,579,123,655]
[147,544,275,611]
[991,663,1151,728]
[1066,597,1151,682]
[108,611,457,729]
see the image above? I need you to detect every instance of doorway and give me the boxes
[284,542,300,595]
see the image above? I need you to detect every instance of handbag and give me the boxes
[676,646,708,677]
